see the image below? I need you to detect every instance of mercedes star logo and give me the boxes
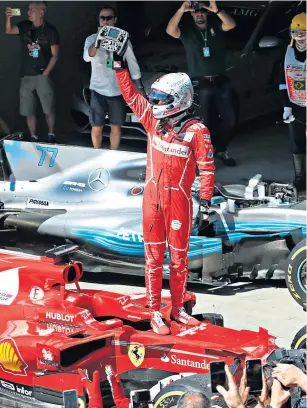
[88,168,110,192]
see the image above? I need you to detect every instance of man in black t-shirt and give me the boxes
[167,1,237,166]
[5,2,60,143]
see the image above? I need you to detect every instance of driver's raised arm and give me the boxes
[124,40,146,97]
[115,69,156,134]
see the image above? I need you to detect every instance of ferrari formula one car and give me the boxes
[0,137,305,297]
[0,248,279,407]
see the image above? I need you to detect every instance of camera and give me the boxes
[264,348,306,389]
[191,1,210,9]
[191,1,200,10]
[264,348,307,408]
[266,348,307,374]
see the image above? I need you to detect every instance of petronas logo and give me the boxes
[0,338,27,375]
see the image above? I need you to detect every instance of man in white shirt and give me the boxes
[83,5,144,149]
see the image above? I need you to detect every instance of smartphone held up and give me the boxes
[246,359,263,395]
[63,389,78,408]
[210,361,227,393]
[10,8,21,16]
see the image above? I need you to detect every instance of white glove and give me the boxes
[283,107,295,124]
[105,364,114,378]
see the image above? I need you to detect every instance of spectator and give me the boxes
[83,5,145,150]
[214,364,295,408]
[166,1,237,167]
[5,2,60,143]
[177,391,211,408]
[279,13,306,192]
[273,363,307,392]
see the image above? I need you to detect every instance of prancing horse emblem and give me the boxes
[127,344,145,367]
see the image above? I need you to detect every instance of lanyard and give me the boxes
[200,27,208,47]
[31,23,44,43]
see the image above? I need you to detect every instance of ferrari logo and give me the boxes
[128,344,145,367]
[294,80,306,90]
[0,338,27,375]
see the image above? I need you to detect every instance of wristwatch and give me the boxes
[215,9,222,14]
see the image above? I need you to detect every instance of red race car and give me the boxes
[0,245,278,407]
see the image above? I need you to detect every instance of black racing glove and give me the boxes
[198,199,211,233]
[112,52,128,70]
[199,199,211,213]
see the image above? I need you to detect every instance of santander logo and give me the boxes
[152,136,189,158]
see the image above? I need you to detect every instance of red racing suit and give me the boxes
[116,70,215,310]
[107,370,130,408]
[79,368,130,408]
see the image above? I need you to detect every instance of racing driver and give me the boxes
[100,29,215,335]
[280,12,306,192]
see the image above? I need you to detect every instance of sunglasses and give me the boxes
[99,15,114,21]
[193,8,207,14]
[290,30,306,35]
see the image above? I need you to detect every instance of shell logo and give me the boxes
[0,338,27,376]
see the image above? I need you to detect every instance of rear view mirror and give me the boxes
[258,36,282,49]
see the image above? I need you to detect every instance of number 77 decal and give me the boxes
[36,146,58,167]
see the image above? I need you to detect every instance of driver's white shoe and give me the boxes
[171,307,199,326]
[150,311,170,335]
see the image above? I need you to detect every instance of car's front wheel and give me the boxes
[285,239,306,310]
[291,325,307,349]
[153,374,212,408]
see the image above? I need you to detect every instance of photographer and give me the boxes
[5,2,59,143]
[273,364,307,392]
[83,5,144,150]
[166,1,237,167]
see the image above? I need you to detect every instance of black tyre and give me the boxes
[291,325,307,349]
[285,239,306,310]
[153,374,211,408]
[193,313,224,327]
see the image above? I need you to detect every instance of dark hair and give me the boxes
[100,4,116,18]
[177,392,211,408]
